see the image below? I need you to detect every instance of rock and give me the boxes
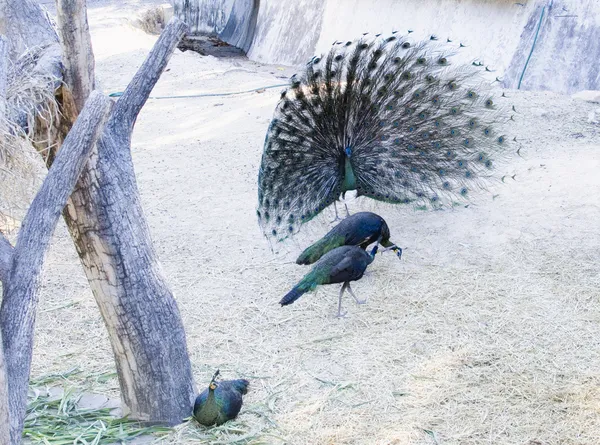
[571,90,600,104]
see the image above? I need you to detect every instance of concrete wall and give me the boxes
[173,0,600,94]
[173,0,234,35]
[246,0,326,66]
[314,0,536,76]
[219,0,258,52]
[504,0,600,93]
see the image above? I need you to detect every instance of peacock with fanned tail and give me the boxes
[257,32,517,242]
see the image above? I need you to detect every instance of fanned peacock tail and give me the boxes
[257,32,516,242]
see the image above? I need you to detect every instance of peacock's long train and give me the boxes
[257,32,515,242]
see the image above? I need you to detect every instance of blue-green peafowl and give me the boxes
[257,32,516,242]
[281,244,379,317]
[296,211,402,265]
[193,370,249,426]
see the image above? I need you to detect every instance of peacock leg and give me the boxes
[337,282,348,317]
[341,191,350,217]
[331,202,342,222]
[347,283,367,305]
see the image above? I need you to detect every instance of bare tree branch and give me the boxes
[55,0,95,113]
[0,90,111,444]
[0,233,12,285]
[111,17,187,133]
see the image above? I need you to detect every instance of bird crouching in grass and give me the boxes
[193,370,249,426]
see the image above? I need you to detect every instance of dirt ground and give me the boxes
[26,1,600,444]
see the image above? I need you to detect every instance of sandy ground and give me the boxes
[22,1,600,444]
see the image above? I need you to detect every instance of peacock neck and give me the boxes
[207,387,216,406]
[367,246,378,264]
[342,156,357,192]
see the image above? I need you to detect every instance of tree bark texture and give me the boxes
[55,0,95,114]
[0,36,14,286]
[0,232,11,284]
[4,0,196,427]
[0,328,10,445]
[0,0,59,60]
[1,90,111,444]
[59,17,196,425]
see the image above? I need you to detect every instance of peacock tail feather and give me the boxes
[257,32,517,242]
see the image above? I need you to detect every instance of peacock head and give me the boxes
[344,146,352,158]
[394,246,403,259]
[209,369,220,391]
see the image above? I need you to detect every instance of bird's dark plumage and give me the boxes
[257,33,515,241]
[296,211,401,264]
[281,244,378,316]
[193,370,249,426]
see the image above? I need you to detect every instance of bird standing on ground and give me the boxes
[257,32,517,242]
[281,244,380,317]
[193,370,249,426]
[296,211,402,265]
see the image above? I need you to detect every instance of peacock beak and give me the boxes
[395,247,403,259]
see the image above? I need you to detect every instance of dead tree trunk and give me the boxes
[3,0,196,428]
[54,2,195,424]
[0,34,13,445]
[0,231,12,445]
[0,90,111,444]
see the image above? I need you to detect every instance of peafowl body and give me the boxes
[257,32,515,241]
[296,211,401,265]
[193,370,249,426]
[281,244,378,317]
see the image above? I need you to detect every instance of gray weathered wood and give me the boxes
[60,16,196,424]
[0,0,59,60]
[112,17,186,133]
[6,0,196,427]
[0,36,13,287]
[0,232,11,284]
[0,90,111,444]
[55,0,95,113]
[1,0,62,136]
[0,329,10,445]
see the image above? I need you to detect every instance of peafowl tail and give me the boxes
[229,379,250,394]
[280,277,317,306]
[257,32,518,243]
[280,285,307,306]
